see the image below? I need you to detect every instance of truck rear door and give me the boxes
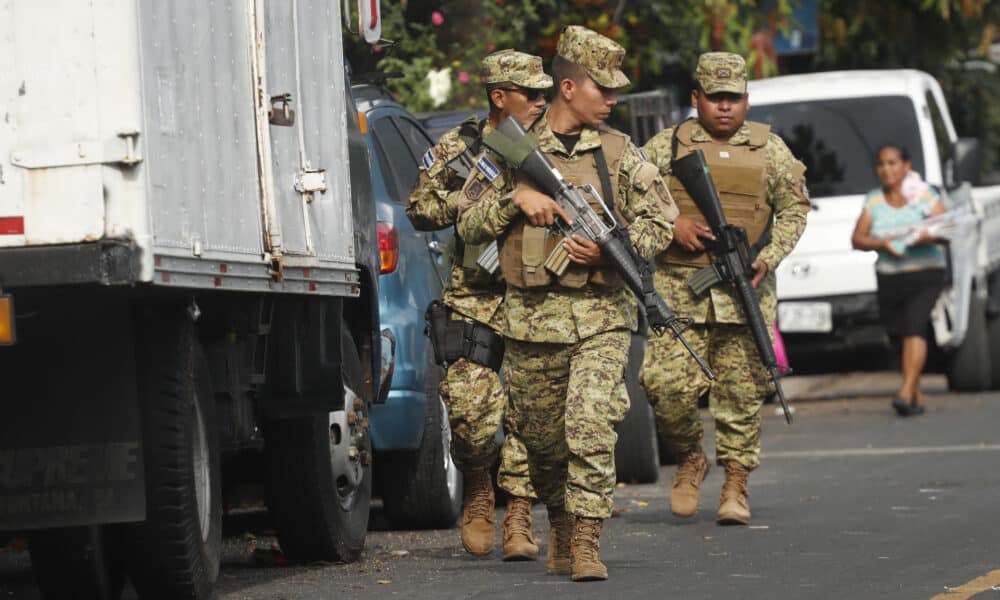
[253,0,355,265]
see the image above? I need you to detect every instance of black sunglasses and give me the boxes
[498,87,546,101]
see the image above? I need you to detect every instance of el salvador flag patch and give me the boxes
[421,148,436,170]
[639,149,648,161]
[476,155,500,181]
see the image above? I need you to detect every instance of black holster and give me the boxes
[424,300,504,371]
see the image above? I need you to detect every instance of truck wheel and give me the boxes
[125,310,222,600]
[615,332,660,484]
[988,312,1000,391]
[946,295,992,392]
[380,351,462,529]
[28,526,124,600]
[266,326,372,562]
[615,394,661,484]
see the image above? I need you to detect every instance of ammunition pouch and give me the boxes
[424,300,504,371]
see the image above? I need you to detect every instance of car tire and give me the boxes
[379,349,462,529]
[265,324,372,563]
[615,332,660,484]
[988,311,1000,391]
[946,294,992,391]
[124,307,222,600]
[29,526,125,600]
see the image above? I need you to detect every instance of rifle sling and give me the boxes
[594,144,615,213]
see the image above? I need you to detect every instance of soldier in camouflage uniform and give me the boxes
[458,26,677,581]
[406,50,551,560]
[639,52,810,525]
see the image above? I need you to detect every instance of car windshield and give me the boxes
[748,95,925,197]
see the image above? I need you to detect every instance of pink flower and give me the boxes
[458,71,469,84]
[486,42,496,52]
[431,11,444,26]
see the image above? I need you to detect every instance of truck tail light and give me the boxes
[0,295,15,346]
[378,221,398,274]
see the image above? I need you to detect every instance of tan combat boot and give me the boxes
[670,447,710,517]
[501,496,538,561]
[460,468,495,555]
[570,516,607,582]
[545,506,572,575]
[717,460,751,525]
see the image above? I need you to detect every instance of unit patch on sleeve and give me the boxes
[421,148,436,170]
[464,179,487,201]
[475,155,500,182]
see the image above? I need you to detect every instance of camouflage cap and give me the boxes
[482,49,553,89]
[555,25,630,89]
[695,52,747,94]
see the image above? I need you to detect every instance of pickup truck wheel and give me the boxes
[946,295,992,392]
[266,326,372,562]
[28,526,124,600]
[615,333,660,484]
[988,312,1000,390]
[124,309,222,600]
[379,349,462,529]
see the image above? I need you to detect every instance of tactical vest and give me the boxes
[664,119,773,267]
[498,128,628,289]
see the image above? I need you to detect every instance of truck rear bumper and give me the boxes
[0,241,140,288]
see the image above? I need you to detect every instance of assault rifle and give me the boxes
[671,149,793,424]
[485,116,714,380]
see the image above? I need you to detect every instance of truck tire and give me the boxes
[266,325,372,562]
[379,350,462,529]
[29,526,124,600]
[988,312,1000,391]
[946,295,992,392]
[124,310,222,600]
[615,332,660,484]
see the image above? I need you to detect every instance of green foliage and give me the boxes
[813,0,1000,180]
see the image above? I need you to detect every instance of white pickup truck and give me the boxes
[747,70,1000,390]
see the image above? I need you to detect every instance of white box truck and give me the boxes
[747,69,1000,390]
[0,1,387,598]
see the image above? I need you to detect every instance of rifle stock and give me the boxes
[489,117,715,380]
[672,149,793,424]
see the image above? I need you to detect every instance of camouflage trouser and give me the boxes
[503,329,630,519]
[440,358,535,499]
[640,324,773,470]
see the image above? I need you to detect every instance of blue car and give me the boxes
[352,84,462,529]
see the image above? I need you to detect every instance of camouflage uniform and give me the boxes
[639,53,810,470]
[458,30,677,519]
[406,51,552,494]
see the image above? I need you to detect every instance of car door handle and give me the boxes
[427,240,444,256]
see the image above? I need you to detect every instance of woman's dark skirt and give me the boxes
[876,268,947,340]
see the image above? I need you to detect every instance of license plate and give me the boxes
[778,301,833,333]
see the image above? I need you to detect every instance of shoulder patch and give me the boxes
[464,179,487,201]
[476,155,500,182]
[421,148,436,171]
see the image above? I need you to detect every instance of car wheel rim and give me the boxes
[330,383,366,511]
[439,396,460,503]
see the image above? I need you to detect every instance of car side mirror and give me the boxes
[953,137,981,185]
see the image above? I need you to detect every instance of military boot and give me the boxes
[545,506,572,575]
[460,468,495,555]
[570,516,607,582]
[501,496,538,561]
[669,447,710,517]
[717,460,751,525]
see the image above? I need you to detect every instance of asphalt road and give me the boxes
[2,372,999,599]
